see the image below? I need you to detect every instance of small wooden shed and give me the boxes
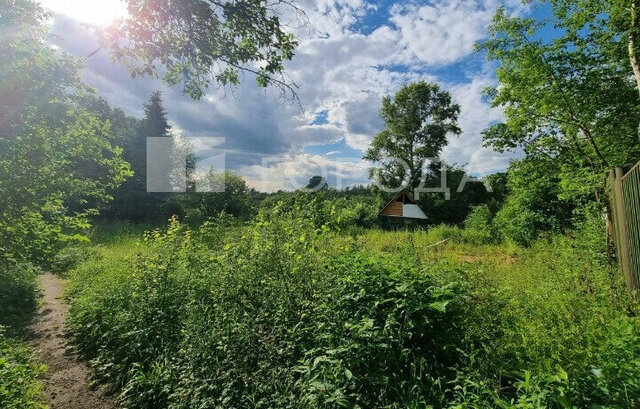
[379,189,428,226]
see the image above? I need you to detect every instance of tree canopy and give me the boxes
[0,0,131,265]
[479,4,640,203]
[364,81,461,190]
[102,0,302,100]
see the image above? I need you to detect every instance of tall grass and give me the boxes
[66,214,640,408]
[0,328,46,409]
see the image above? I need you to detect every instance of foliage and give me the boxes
[0,5,131,406]
[365,81,461,190]
[105,92,173,222]
[67,209,640,408]
[163,170,257,225]
[138,91,172,140]
[494,157,574,246]
[0,0,131,267]
[547,0,640,100]
[0,109,131,265]
[451,216,640,408]
[0,263,39,328]
[479,3,640,203]
[294,252,466,408]
[0,328,46,409]
[418,166,499,226]
[464,205,496,244]
[306,175,328,190]
[259,188,382,230]
[102,0,301,99]
[67,216,471,408]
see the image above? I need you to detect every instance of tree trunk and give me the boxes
[630,1,640,90]
[629,1,640,139]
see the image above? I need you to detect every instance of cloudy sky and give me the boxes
[41,0,532,192]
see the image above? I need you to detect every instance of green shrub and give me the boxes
[0,263,39,328]
[0,328,46,409]
[463,204,496,244]
[50,246,95,275]
[68,216,472,408]
[294,252,467,408]
[493,204,542,246]
[259,190,381,231]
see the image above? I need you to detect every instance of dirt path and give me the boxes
[28,273,117,409]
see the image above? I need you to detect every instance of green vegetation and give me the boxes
[104,0,301,99]
[2,0,640,407]
[64,210,640,408]
[0,329,46,409]
[479,2,640,202]
[364,81,461,189]
[1,2,131,405]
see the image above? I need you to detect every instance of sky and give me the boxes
[40,0,533,192]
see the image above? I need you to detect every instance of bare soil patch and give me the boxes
[27,274,117,409]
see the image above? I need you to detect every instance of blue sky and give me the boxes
[41,0,542,192]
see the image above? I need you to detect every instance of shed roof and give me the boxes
[378,189,428,220]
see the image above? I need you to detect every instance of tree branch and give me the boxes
[521,32,609,169]
[218,57,301,106]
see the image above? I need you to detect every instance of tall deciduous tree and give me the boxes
[0,0,131,265]
[102,0,302,100]
[306,175,328,191]
[364,81,461,190]
[479,5,640,203]
[549,0,640,101]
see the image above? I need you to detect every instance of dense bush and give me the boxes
[0,261,39,325]
[463,205,497,244]
[162,171,258,226]
[260,190,381,230]
[67,212,640,408]
[492,158,575,246]
[68,215,473,408]
[0,328,46,409]
[0,263,39,328]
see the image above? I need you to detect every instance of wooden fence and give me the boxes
[610,162,640,292]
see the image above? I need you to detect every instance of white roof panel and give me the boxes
[403,204,428,219]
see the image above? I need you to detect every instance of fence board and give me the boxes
[612,162,640,293]
[624,166,640,288]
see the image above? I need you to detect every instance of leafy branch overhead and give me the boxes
[478,4,640,202]
[102,0,303,100]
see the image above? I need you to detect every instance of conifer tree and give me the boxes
[110,91,174,220]
[130,91,171,183]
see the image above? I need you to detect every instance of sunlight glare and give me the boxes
[39,0,128,26]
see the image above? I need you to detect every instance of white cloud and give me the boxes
[44,0,523,191]
[441,75,515,175]
[240,153,369,192]
[390,0,496,65]
[389,0,526,66]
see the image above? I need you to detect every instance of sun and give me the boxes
[40,0,128,26]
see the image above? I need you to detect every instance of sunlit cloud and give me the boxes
[39,0,128,26]
[43,0,524,191]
